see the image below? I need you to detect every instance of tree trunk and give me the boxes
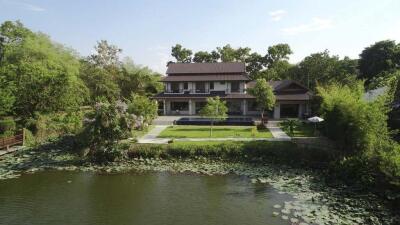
[210,120,213,137]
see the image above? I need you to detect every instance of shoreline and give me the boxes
[0,145,398,225]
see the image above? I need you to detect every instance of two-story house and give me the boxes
[153,62,312,119]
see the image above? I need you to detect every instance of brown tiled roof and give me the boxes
[247,80,310,92]
[166,62,246,74]
[161,74,249,82]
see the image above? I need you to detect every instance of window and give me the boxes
[171,102,189,111]
[196,82,206,93]
[184,82,188,90]
[231,81,240,92]
[209,82,214,90]
[171,82,180,93]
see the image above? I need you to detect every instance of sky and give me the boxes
[1,0,400,73]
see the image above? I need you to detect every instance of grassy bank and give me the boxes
[158,125,273,138]
[127,141,336,167]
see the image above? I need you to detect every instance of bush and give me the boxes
[127,141,336,167]
[0,118,16,136]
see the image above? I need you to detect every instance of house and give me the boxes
[153,62,313,119]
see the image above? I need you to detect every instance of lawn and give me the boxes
[158,125,273,138]
[280,122,316,137]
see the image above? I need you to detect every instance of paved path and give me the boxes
[266,120,291,140]
[137,125,169,143]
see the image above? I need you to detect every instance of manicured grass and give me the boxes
[157,125,273,138]
[280,122,316,137]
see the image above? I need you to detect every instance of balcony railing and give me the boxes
[195,88,209,93]
[165,89,184,94]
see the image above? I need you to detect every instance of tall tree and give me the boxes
[171,44,192,63]
[0,21,87,117]
[291,50,358,90]
[200,96,228,137]
[247,79,276,119]
[359,40,400,84]
[216,44,237,62]
[119,57,163,98]
[265,43,293,65]
[193,51,219,63]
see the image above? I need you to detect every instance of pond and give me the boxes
[0,171,292,225]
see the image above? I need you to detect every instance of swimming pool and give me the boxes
[175,117,255,126]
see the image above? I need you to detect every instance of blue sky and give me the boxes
[1,0,399,73]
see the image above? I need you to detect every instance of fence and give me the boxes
[0,129,25,150]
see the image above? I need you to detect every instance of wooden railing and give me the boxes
[0,130,24,150]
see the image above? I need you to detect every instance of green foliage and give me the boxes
[200,96,228,120]
[193,51,219,63]
[0,21,88,118]
[317,82,390,154]
[171,44,192,63]
[247,79,276,117]
[359,40,400,85]
[200,97,228,137]
[0,118,16,137]
[119,58,163,98]
[281,119,301,136]
[127,94,158,125]
[291,51,358,90]
[127,141,336,166]
[83,101,134,162]
[318,82,400,189]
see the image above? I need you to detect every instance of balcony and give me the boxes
[165,89,184,94]
[195,88,210,94]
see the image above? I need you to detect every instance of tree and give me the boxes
[291,50,358,90]
[217,44,237,62]
[193,51,219,63]
[88,40,122,69]
[127,93,158,125]
[265,43,292,65]
[199,96,228,137]
[0,21,87,118]
[247,79,276,119]
[171,44,192,63]
[84,100,133,162]
[359,40,400,84]
[119,57,163,98]
[80,40,127,103]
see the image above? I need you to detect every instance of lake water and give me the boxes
[0,171,291,225]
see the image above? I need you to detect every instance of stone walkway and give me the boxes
[266,120,291,140]
[137,125,169,143]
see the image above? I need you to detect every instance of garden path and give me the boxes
[266,121,291,140]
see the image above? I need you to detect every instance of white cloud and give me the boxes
[269,10,287,21]
[281,17,333,35]
[2,0,45,12]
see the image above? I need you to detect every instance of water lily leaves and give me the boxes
[281,215,288,220]
[273,204,281,209]
[272,212,279,217]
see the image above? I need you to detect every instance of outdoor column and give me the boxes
[242,100,247,116]
[163,99,166,115]
[273,103,280,119]
[189,99,192,115]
